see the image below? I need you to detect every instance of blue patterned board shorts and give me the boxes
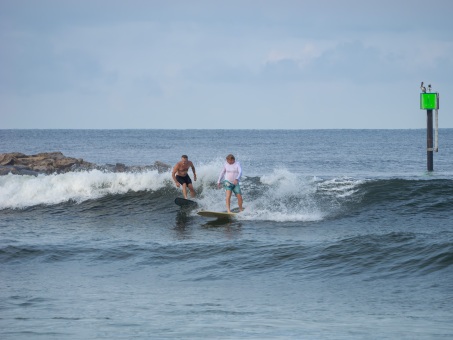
[223,180,242,195]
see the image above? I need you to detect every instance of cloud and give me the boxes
[1,0,453,128]
[260,38,453,84]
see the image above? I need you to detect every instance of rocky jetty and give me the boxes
[0,152,171,176]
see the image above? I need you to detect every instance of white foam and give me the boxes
[260,168,317,198]
[0,169,169,210]
[316,177,364,198]
[192,168,331,222]
[240,171,363,222]
[1,162,365,222]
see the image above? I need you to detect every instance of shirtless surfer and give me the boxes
[172,155,197,199]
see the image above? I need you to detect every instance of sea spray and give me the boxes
[0,169,169,209]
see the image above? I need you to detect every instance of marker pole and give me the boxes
[427,109,434,171]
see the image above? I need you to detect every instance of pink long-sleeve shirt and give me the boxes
[217,161,242,184]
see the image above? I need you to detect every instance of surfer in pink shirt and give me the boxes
[217,154,243,213]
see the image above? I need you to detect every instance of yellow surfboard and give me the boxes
[197,210,237,220]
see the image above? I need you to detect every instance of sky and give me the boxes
[1,0,453,129]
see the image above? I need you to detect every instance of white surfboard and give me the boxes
[197,210,237,220]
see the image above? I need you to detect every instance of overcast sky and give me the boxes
[1,0,452,129]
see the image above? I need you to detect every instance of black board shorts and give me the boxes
[176,175,192,186]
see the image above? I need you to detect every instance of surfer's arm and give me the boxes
[217,166,226,184]
[171,164,179,184]
[190,162,197,180]
[235,162,242,183]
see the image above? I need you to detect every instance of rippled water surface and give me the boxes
[1,129,452,339]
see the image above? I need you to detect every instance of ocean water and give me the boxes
[1,129,452,339]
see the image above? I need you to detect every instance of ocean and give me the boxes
[1,129,452,339]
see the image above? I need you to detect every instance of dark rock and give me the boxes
[114,163,127,172]
[0,165,40,176]
[0,153,26,166]
[154,161,171,173]
[0,152,95,175]
[0,152,171,176]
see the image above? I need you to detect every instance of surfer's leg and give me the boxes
[182,183,188,199]
[188,183,196,198]
[225,190,232,213]
[236,193,243,211]
[232,184,243,211]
